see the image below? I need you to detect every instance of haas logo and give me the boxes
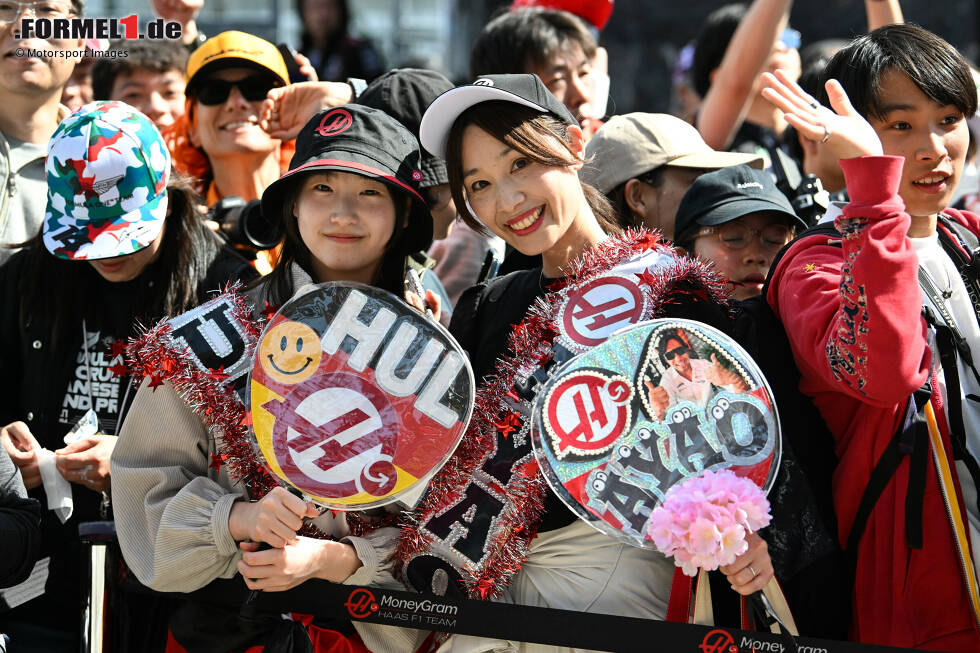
[316,108,353,136]
[345,588,378,619]
[561,276,645,348]
[264,371,399,498]
[699,629,737,653]
[544,370,632,459]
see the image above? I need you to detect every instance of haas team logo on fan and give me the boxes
[541,369,632,460]
[250,283,475,510]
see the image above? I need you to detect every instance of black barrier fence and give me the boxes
[187,578,928,653]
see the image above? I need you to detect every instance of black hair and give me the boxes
[469,8,597,79]
[91,39,188,101]
[22,171,221,345]
[605,167,667,230]
[691,3,745,98]
[260,171,415,306]
[296,0,350,54]
[657,329,693,367]
[444,101,621,237]
[820,24,978,121]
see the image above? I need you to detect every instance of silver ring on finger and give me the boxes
[748,565,758,578]
[821,123,831,144]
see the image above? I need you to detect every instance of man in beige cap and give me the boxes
[581,113,763,239]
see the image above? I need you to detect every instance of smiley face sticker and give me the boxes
[259,320,322,385]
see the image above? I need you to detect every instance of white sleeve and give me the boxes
[111,377,245,592]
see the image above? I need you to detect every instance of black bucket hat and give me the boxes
[261,104,433,254]
[356,68,454,189]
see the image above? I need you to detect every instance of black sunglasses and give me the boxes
[664,346,690,361]
[196,74,280,106]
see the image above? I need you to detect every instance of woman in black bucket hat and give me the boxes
[111,103,442,653]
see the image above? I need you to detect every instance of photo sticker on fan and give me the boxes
[249,282,475,510]
[531,319,780,548]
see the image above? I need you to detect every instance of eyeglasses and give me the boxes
[695,222,794,251]
[196,74,280,105]
[0,1,72,24]
[780,28,801,51]
[664,346,690,361]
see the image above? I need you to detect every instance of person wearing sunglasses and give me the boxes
[674,165,806,300]
[645,328,750,422]
[163,30,292,272]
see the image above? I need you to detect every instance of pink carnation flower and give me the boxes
[646,468,771,576]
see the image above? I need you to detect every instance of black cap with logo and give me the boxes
[674,165,806,237]
[419,73,577,160]
[261,103,432,253]
[357,68,455,188]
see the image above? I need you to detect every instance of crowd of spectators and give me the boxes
[1,0,979,651]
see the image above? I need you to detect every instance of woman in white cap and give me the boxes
[389,73,777,651]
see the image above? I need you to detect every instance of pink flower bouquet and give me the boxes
[646,468,772,576]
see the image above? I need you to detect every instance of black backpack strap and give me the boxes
[923,306,980,522]
[844,384,932,562]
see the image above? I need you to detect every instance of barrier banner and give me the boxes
[187,578,928,653]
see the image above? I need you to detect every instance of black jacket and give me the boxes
[0,244,257,637]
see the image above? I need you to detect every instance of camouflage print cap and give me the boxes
[43,101,170,261]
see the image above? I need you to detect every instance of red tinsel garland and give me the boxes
[126,289,280,500]
[393,229,733,600]
[125,287,388,540]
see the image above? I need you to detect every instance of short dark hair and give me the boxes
[261,174,415,306]
[691,3,745,98]
[469,8,597,79]
[820,24,978,121]
[91,40,188,101]
[605,167,667,230]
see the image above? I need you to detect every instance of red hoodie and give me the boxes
[768,155,980,650]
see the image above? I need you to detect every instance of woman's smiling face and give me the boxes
[191,67,280,159]
[292,170,398,285]
[459,123,584,257]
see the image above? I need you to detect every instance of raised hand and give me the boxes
[404,288,442,324]
[228,486,319,549]
[645,381,670,421]
[260,82,354,141]
[761,69,883,160]
[55,434,116,493]
[705,354,749,393]
[0,421,41,490]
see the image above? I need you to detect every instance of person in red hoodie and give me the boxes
[761,24,980,651]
